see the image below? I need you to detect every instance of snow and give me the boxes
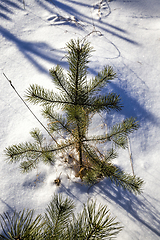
[0,0,160,239]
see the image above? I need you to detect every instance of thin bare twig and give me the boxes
[3,73,58,145]
[22,0,25,9]
[81,30,102,43]
[127,136,135,176]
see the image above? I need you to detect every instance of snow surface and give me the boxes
[0,0,160,239]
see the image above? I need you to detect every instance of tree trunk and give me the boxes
[78,141,83,169]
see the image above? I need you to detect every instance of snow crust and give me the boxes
[0,0,160,239]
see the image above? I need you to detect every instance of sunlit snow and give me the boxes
[0,0,160,239]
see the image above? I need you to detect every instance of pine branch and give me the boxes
[26,84,90,108]
[5,128,76,172]
[101,162,144,194]
[25,84,68,107]
[25,82,122,114]
[84,200,122,239]
[83,144,143,194]
[44,194,75,240]
[87,65,116,94]
[106,166,144,195]
[0,210,43,240]
[66,39,93,103]
[107,117,139,148]
[5,141,75,162]
[66,39,93,84]
[65,105,89,140]
[49,65,73,102]
[30,128,44,147]
[88,92,122,113]
[5,142,42,162]
[82,134,108,144]
[42,106,73,136]
[66,199,122,240]
[83,143,104,169]
[104,148,118,162]
[20,155,42,173]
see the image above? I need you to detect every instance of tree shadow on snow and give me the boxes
[22,172,46,189]
[54,175,160,237]
[0,197,16,214]
[0,26,67,73]
[109,0,160,16]
[0,0,23,21]
[1,0,141,74]
[89,67,160,127]
[89,179,160,237]
[109,82,159,126]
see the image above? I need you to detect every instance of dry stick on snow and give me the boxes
[23,0,25,9]
[3,73,77,172]
[95,0,112,19]
[3,73,58,145]
[127,136,135,176]
[105,0,112,17]
[81,30,102,44]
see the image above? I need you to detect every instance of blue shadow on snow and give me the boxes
[0,26,66,73]
[89,179,160,237]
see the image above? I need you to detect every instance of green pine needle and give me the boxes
[44,194,75,239]
[0,209,43,240]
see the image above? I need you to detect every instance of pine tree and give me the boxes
[0,209,43,240]
[0,194,122,240]
[5,39,143,194]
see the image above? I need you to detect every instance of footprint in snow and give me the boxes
[47,14,84,27]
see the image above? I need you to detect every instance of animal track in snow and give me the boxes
[47,14,84,27]
[92,0,111,20]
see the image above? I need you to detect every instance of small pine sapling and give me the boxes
[0,194,122,240]
[5,39,144,194]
